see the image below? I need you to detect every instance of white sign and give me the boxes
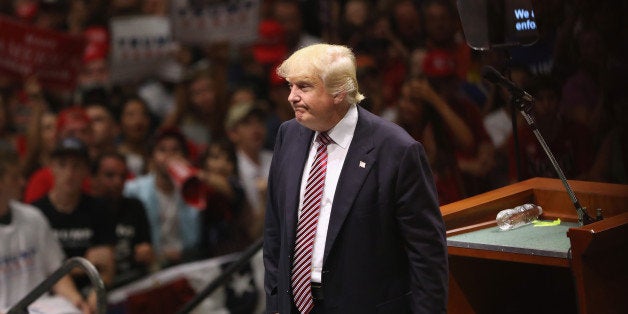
[171,0,260,45]
[109,16,181,83]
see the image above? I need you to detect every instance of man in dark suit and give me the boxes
[263,43,448,313]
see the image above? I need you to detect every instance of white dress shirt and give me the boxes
[298,104,358,283]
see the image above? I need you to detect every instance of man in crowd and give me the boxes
[226,102,272,216]
[91,152,154,286]
[31,137,116,291]
[0,146,91,313]
[123,129,200,267]
[85,102,120,158]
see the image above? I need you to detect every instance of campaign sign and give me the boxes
[0,15,85,91]
[109,15,179,83]
[171,0,260,45]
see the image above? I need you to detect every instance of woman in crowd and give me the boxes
[161,68,227,155]
[116,96,153,177]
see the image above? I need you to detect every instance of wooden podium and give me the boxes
[441,178,628,314]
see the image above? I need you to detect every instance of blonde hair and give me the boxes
[277,44,365,105]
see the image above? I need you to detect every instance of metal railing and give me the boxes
[8,257,106,314]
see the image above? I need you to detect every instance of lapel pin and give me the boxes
[359,161,366,168]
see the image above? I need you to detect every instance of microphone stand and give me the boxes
[509,94,599,226]
[508,74,523,182]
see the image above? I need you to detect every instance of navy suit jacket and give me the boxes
[263,106,448,313]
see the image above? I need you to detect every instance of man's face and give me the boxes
[189,77,216,113]
[87,105,118,147]
[424,3,455,45]
[287,76,345,132]
[228,116,267,153]
[78,59,110,87]
[152,137,186,173]
[121,100,150,143]
[51,155,89,193]
[93,156,127,198]
[393,0,422,40]
[273,2,301,43]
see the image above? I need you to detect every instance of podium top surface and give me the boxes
[447,221,580,259]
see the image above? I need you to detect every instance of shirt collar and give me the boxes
[317,104,358,149]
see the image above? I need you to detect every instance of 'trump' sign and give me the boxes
[171,0,260,45]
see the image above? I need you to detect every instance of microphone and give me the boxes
[481,66,534,103]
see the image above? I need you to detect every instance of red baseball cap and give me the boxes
[56,107,91,133]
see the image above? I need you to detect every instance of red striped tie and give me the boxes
[292,132,332,313]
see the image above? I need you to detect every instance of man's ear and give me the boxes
[333,91,347,105]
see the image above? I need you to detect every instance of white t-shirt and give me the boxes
[0,200,65,311]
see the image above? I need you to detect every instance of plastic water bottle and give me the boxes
[496,204,543,231]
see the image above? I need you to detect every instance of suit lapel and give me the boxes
[323,107,375,263]
[285,125,315,250]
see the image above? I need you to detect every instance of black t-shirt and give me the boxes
[108,196,152,275]
[32,194,116,258]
